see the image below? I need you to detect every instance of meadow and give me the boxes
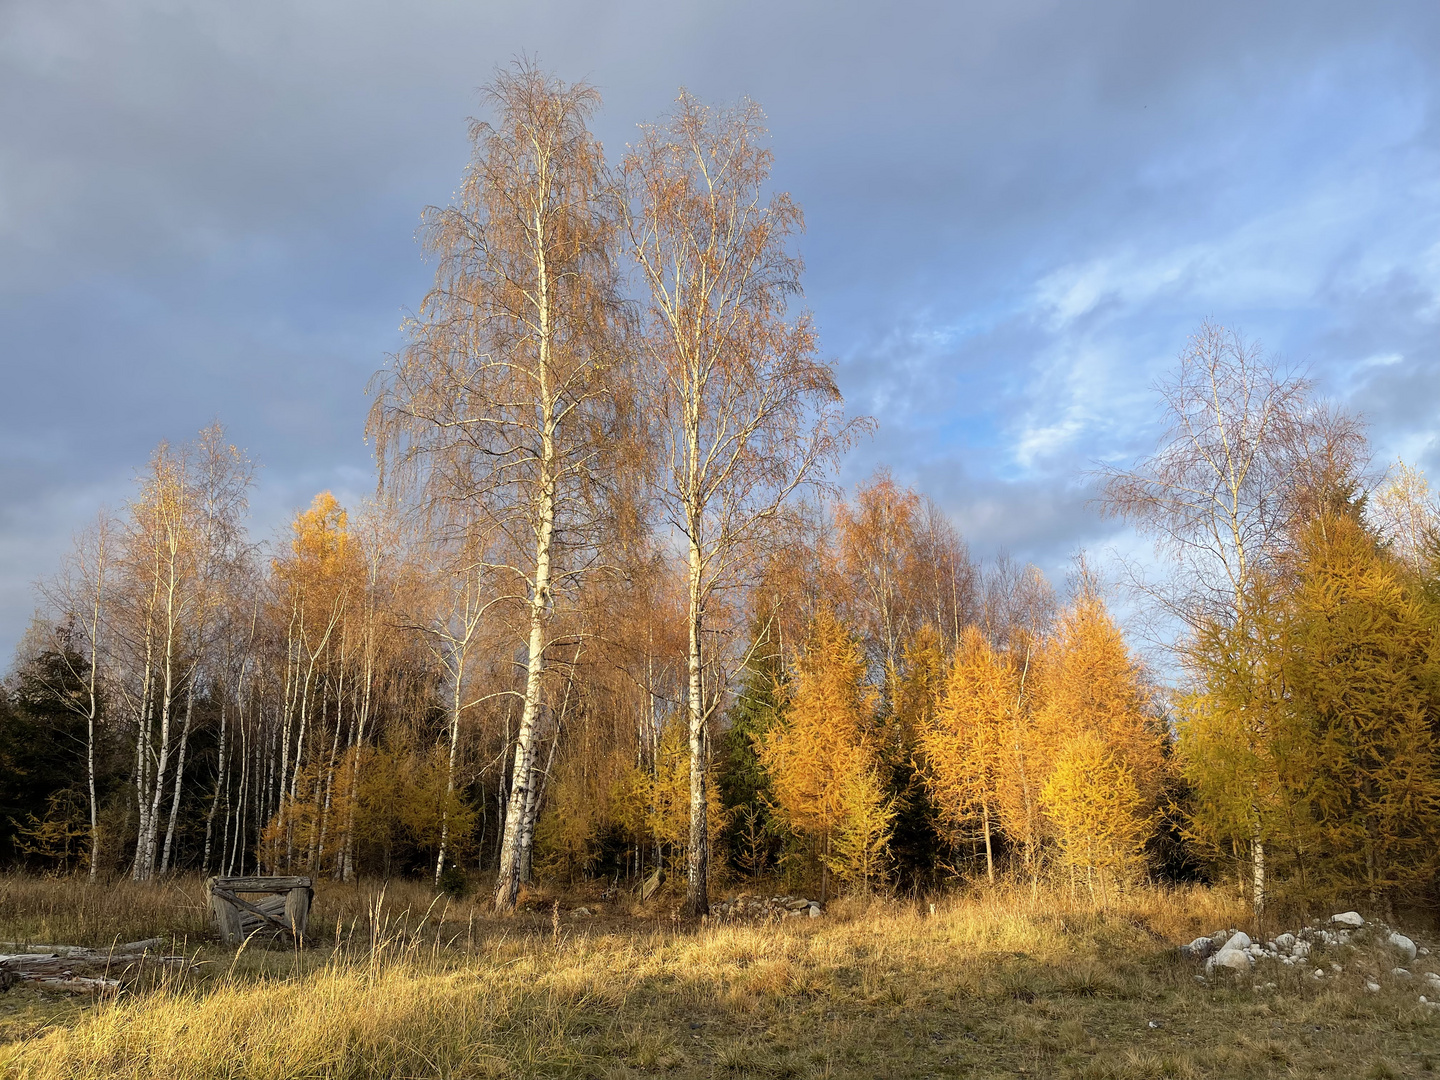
[0,876,1434,1079]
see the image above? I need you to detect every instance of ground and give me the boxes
[0,874,1435,1078]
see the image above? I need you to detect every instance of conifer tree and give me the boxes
[1040,732,1149,903]
[760,610,881,898]
[921,626,1015,883]
[1281,513,1440,906]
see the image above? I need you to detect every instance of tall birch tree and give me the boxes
[369,62,624,912]
[622,93,858,915]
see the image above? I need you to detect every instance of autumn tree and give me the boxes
[35,514,112,879]
[370,62,626,911]
[1369,460,1438,574]
[1040,733,1149,903]
[1281,513,1440,905]
[760,610,881,898]
[622,92,857,915]
[1101,320,1366,915]
[921,626,1016,883]
[1030,580,1164,893]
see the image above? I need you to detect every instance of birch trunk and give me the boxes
[160,675,198,874]
[684,531,708,916]
[493,485,555,910]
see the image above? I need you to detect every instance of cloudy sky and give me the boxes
[3,0,1440,662]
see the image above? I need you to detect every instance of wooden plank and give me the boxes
[212,876,312,892]
[206,878,243,945]
[211,888,293,934]
[284,886,312,943]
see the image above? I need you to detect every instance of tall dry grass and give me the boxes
[2,878,1435,1079]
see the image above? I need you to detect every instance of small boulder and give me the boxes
[1206,947,1253,975]
[1224,931,1252,951]
[1331,911,1364,928]
[1366,981,1381,993]
[1182,937,1217,960]
[1393,968,1413,979]
[807,904,821,918]
[1311,968,1326,979]
[1388,932,1418,963]
[1275,933,1296,953]
[1423,972,1440,992]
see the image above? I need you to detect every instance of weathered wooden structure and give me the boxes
[205,876,313,946]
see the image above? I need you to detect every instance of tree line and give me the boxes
[6,64,1439,918]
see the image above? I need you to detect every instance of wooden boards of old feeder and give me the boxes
[205,876,313,946]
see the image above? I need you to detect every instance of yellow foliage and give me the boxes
[761,610,890,890]
[1036,589,1166,809]
[1041,732,1151,902]
[920,627,1014,869]
[761,611,877,839]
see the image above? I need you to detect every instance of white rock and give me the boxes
[1293,940,1311,958]
[1331,911,1364,928]
[1330,963,1344,973]
[1225,931,1252,950]
[1393,968,1413,979]
[1275,933,1297,953]
[1366,981,1381,993]
[1388,932,1418,963]
[1312,968,1326,979]
[1420,947,1431,956]
[1423,972,1440,991]
[1206,947,1254,975]
[1182,936,1216,960]
[807,904,821,918]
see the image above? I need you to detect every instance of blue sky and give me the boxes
[3,0,1440,662]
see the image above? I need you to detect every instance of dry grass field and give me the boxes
[0,875,1435,1079]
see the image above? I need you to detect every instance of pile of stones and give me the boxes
[1181,910,1438,1009]
[707,894,823,922]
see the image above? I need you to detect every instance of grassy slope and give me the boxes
[0,877,1435,1079]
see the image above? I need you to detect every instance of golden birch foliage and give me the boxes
[921,627,1014,843]
[760,611,879,844]
[1280,513,1440,900]
[1040,732,1149,898]
[1369,459,1438,573]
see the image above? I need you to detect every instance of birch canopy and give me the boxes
[622,92,859,916]
[368,62,625,912]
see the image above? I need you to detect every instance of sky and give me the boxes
[4,0,1440,663]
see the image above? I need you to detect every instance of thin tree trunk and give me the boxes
[684,530,709,917]
[493,413,558,910]
[435,653,466,886]
[203,697,228,873]
[981,801,995,886]
[160,673,199,874]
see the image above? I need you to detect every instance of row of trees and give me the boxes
[10,61,1440,917]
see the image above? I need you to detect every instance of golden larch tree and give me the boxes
[920,626,1015,883]
[760,610,882,897]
